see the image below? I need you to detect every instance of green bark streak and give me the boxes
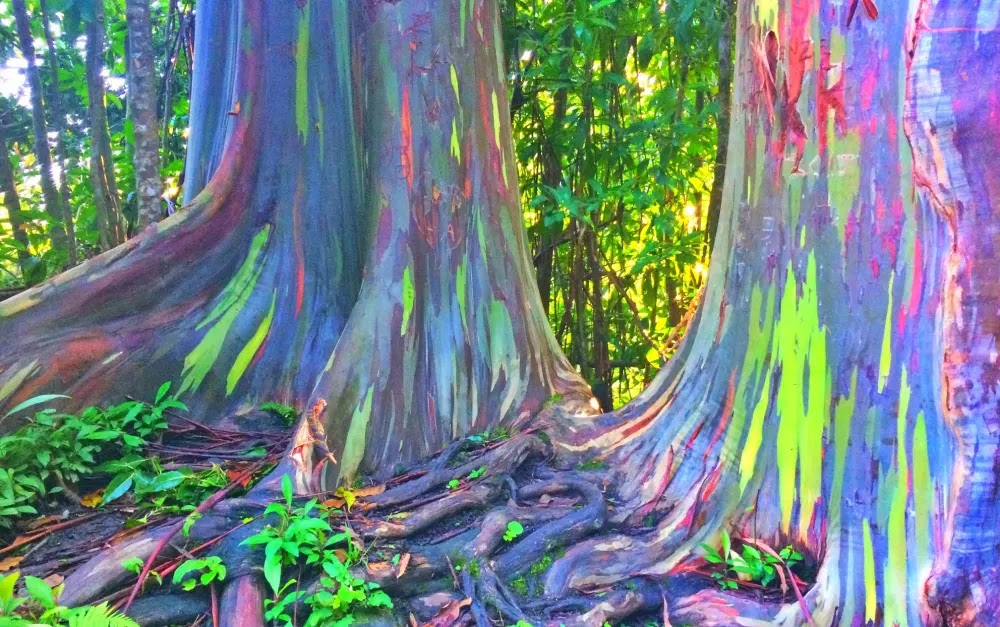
[457,258,468,333]
[339,386,375,481]
[879,271,896,393]
[863,518,877,623]
[226,290,277,396]
[0,360,39,407]
[181,226,272,395]
[296,6,311,142]
[884,368,911,626]
[401,266,415,336]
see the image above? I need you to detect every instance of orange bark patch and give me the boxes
[401,86,414,190]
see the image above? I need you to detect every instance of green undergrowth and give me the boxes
[0,383,182,530]
[700,530,804,592]
[242,475,393,627]
[0,571,138,627]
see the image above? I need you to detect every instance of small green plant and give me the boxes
[503,520,524,542]
[172,556,227,591]
[241,475,392,627]
[0,571,138,626]
[0,385,181,529]
[467,465,487,480]
[100,458,228,514]
[447,478,460,490]
[259,402,300,426]
[466,427,510,445]
[121,557,162,587]
[700,531,803,590]
[576,457,605,471]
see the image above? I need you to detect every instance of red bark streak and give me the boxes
[685,421,705,450]
[293,178,305,316]
[701,465,724,501]
[817,42,847,154]
[401,86,414,190]
[703,374,737,461]
[862,0,879,20]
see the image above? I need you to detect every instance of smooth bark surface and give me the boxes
[0,0,593,481]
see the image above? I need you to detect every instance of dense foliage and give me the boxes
[506,0,732,405]
[0,0,730,407]
[0,0,192,283]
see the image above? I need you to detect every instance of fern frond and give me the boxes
[65,602,139,627]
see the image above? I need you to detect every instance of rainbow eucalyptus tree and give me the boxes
[0,0,998,625]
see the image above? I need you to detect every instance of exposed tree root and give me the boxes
[16,429,822,626]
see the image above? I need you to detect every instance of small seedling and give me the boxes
[503,520,524,542]
[258,402,300,426]
[700,530,804,591]
[172,556,227,591]
[121,557,162,586]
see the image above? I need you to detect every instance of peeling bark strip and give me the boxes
[2,0,1000,624]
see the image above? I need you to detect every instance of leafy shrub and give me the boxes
[700,530,803,590]
[0,384,182,529]
[242,475,392,626]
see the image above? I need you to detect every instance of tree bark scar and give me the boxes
[847,0,880,28]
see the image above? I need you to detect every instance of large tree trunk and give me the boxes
[2,0,1000,625]
[126,0,165,232]
[0,0,593,479]
[542,1,1000,624]
[10,0,70,264]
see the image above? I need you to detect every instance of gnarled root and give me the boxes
[45,431,812,626]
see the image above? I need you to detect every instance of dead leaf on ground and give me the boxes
[80,489,104,508]
[396,552,411,579]
[43,574,63,587]
[421,598,471,627]
[323,498,346,509]
[0,556,23,572]
[353,485,385,498]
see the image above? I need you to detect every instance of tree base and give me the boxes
[6,426,837,627]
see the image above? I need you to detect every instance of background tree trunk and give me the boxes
[126,0,164,232]
[85,0,126,249]
[705,0,735,250]
[39,0,78,266]
[0,121,31,276]
[11,0,70,262]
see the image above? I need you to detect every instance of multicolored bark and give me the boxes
[551,1,1000,624]
[2,0,999,624]
[0,0,590,479]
